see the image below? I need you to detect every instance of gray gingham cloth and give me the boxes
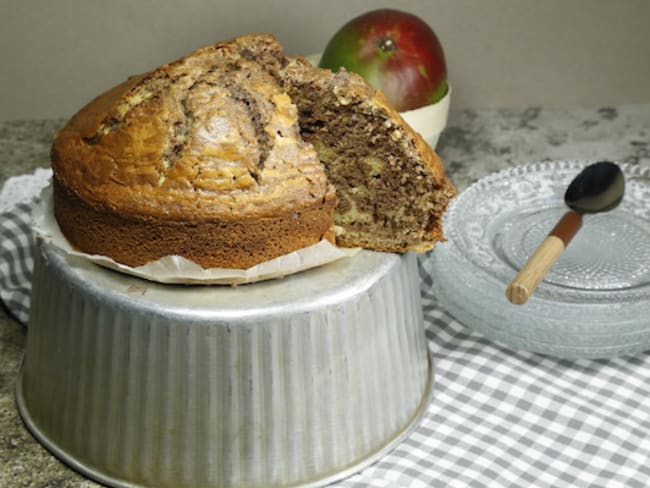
[2,172,650,488]
[1,202,35,324]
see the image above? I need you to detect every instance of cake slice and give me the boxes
[280,57,456,252]
[228,34,456,251]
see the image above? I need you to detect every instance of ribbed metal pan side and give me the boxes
[18,245,432,488]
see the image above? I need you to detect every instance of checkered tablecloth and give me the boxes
[2,170,650,488]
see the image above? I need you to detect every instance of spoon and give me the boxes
[506,161,625,305]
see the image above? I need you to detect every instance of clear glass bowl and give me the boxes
[428,160,650,359]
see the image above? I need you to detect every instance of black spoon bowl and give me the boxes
[565,161,625,213]
[506,161,625,305]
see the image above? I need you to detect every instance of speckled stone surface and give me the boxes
[439,104,650,191]
[1,103,649,487]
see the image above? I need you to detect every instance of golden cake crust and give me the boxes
[53,178,335,269]
[51,34,337,269]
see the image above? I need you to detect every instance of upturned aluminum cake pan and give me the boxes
[17,242,433,488]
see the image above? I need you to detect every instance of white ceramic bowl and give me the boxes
[306,54,450,149]
[399,88,451,149]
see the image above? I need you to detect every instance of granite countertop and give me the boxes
[1,103,649,487]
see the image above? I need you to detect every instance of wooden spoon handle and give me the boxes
[506,210,583,305]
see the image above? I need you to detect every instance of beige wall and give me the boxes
[2,0,649,121]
